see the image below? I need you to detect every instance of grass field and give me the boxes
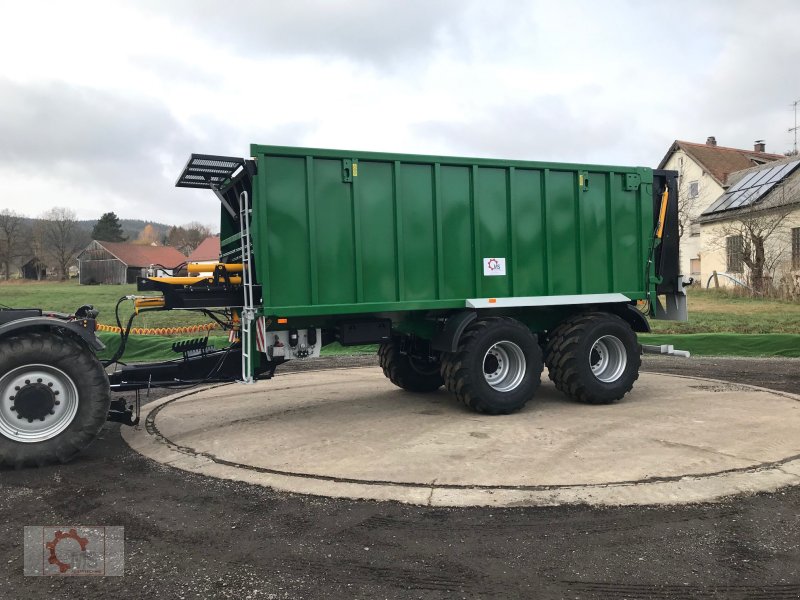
[0,279,210,329]
[2,280,799,359]
[650,288,800,334]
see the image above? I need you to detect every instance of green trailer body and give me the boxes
[219,145,657,318]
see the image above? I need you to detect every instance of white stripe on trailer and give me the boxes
[466,293,631,309]
[255,317,267,352]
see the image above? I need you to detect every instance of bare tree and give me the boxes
[0,209,27,279]
[166,222,212,254]
[40,207,89,280]
[674,161,702,240]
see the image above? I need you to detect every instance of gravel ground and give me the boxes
[1,355,799,599]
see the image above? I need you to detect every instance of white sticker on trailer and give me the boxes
[483,257,506,276]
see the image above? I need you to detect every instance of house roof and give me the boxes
[187,236,220,262]
[93,241,186,268]
[700,157,800,222]
[658,140,784,186]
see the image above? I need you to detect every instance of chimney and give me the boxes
[754,140,766,153]
[706,136,717,146]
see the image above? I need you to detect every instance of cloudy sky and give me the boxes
[1,0,798,227]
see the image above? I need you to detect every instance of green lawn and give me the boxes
[0,280,377,361]
[0,280,209,329]
[649,288,800,334]
[2,281,798,359]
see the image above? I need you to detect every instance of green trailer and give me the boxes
[172,144,687,410]
[0,144,687,467]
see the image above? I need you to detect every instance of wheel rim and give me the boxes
[0,364,79,443]
[482,341,526,392]
[589,335,627,383]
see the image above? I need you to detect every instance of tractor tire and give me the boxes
[378,338,443,393]
[440,317,542,415]
[545,312,640,405]
[0,332,110,468]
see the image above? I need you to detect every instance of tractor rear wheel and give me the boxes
[0,332,110,468]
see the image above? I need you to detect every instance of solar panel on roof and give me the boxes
[702,159,800,216]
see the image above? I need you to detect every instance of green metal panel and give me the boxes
[313,158,356,305]
[249,144,654,317]
[356,161,397,303]
[579,171,611,293]
[398,163,436,301]
[439,165,474,299]
[476,167,511,299]
[546,170,579,295]
[262,156,310,307]
[509,168,547,296]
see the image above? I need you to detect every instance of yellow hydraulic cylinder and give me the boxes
[187,262,244,274]
[134,296,166,314]
[145,275,243,285]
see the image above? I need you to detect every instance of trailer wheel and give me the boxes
[378,339,443,393]
[441,317,542,415]
[545,312,640,404]
[0,333,110,468]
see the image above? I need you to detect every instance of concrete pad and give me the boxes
[123,367,800,507]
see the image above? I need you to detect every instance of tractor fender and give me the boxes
[0,316,105,351]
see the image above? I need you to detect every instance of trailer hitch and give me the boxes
[107,392,141,427]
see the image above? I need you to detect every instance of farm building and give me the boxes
[77,241,186,285]
[186,236,220,276]
[20,257,47,280]
[699,156,800,290]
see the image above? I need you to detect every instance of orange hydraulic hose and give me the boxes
[96,322,220,336]
[656,186,669,239]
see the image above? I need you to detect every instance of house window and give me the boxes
[727,235,744,273]
[688,181,699,198]
[690,258,701,276]
[793,227,800,270]
[690,221,700,237]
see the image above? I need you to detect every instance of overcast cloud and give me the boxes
[0,0,798,226]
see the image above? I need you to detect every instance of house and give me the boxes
[698,156,800,289]
[20,257,47,280]
[77,241,186,285]
[657,137,784,280]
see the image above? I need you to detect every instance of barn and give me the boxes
[77,241,186,285]
[21,257,47,280]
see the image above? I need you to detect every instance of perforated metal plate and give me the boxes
[175,154,246,189]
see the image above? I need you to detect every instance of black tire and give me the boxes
[545,312,640,405]
[440,317,542,415]
[0,333,110,468]
[378,338,443,393]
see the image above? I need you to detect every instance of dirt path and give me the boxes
[1,356,798,599]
